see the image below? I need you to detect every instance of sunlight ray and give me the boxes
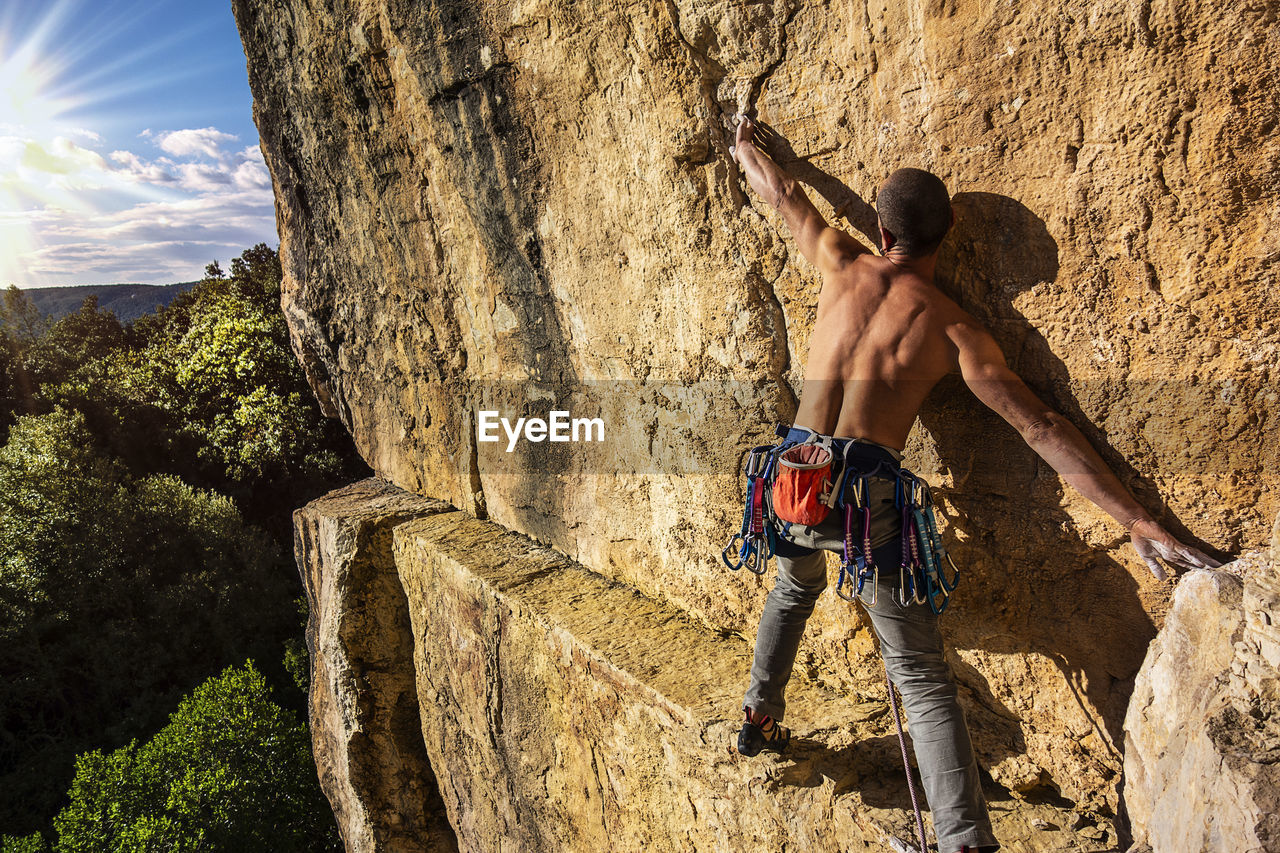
[0,0,273,286]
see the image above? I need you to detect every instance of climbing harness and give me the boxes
[722,424,959,612]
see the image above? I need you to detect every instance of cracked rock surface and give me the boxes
[294,480,459,853]
[238,0,1280,818]
[1124,533,1280,853]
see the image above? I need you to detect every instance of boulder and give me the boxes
[1123,540,1280,852]
[294,479,459,852]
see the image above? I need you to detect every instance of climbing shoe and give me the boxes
[737,708,790,756]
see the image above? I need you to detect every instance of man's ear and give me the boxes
[879,225,896,252]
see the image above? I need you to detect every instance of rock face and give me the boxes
[1124,544,1280,852]
[299,479,1123,852]
[236,0,1280,822]
[293,480,459,853]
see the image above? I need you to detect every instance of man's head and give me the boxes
[876,168,953,257]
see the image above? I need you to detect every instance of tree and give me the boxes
[0,286,49,350]
[0,408,293,833]
[0,244,367,837]
[48,245,365,529]
[52,663,339,853]
[22,296,125,392]
[0,286,45,420]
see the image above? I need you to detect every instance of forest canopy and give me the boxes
[0,245,367,850]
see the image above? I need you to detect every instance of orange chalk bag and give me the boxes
[770,443,834,526]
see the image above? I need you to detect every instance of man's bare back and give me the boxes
[796,253,969,450]
[730,113,1218,580]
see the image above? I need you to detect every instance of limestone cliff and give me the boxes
[235,0,1280,838]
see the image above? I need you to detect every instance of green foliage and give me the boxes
[46,245,363,519]
[0,834,49,853]
[0,408,292,833]
[0,285,51,350]
[23,296,125,391]
[282,597,312,695]
[0,244,367,839]
[52,663,339,853]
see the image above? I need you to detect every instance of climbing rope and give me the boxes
[886,663,929,853]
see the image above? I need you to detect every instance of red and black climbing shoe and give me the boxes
[737,708,790,756]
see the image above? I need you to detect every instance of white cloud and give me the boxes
[110,149,177,184]
[19,136,107,175]
[15,189,276,283]
[3,125,277,286]
[232,158,271,191]
[153,127,237,160]
[174,161,234,193]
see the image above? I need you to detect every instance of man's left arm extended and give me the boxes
[731,115,865,271]
[951,320,1222,579]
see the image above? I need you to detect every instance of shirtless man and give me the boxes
[729,115,1219,853]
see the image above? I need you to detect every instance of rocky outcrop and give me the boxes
[237,0,1280,824]
[293,480,459,853]
[1123,535,1280,853]
[299,479,1121,852]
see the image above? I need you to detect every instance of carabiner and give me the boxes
[720,533,746,571]
[858,565,879,607]
[927,582,950,614]
[835,563,860,602]
[911,566,928,605]
[942,552,961,590]
[897,563,914,607]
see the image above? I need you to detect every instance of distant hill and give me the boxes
[20,282,198,325]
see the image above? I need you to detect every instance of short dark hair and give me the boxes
[876,168,952,257]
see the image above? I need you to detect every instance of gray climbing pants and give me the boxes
[742,458,999,853]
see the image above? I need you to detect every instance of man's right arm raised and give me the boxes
[730,115,866,273]
[948,318,1220,579]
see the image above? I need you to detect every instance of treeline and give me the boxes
[0,245,368,852]
[18,283,195,327]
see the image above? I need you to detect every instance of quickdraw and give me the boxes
[835,472,879,605]
[895,476,961,613]
[720,442,788,574]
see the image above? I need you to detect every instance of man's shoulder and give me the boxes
[913,278,974,322]
[813,229,875,274]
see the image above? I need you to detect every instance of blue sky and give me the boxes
[0,0,276,286]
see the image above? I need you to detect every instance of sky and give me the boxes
[0,0,276,287]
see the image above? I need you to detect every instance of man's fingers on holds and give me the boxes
[1144,558,1168,581]
[1181,545,1222,569]
[1172,547,1202,569]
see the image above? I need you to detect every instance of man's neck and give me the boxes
[881,247,938,281]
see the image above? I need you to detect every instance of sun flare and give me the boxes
[0,0,274,288]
